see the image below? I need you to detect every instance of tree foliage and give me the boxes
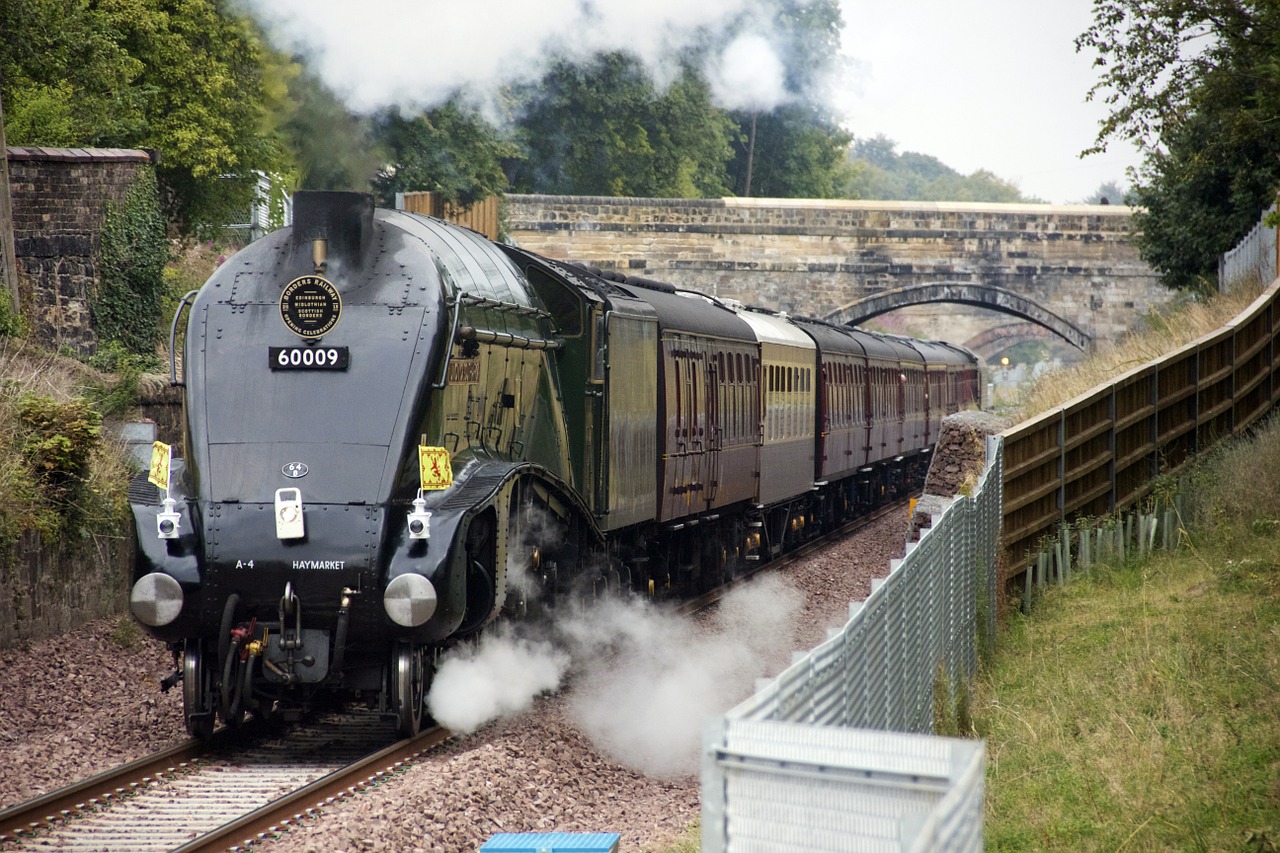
[372,102,518,207]
[845,135,1037,203]
[508,54,734,198]
[725,0,852,197]
[1,0,883,224]
[0,0,288,233]
[1078,0,1280,289]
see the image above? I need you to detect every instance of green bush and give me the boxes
[0,297,26,339]
[15,393,102,512]
[94,169,171,356]
[84,340,148,416]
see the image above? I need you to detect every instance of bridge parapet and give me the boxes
[506,195,1171,352]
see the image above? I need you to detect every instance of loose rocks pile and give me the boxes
[909,410,1009,542]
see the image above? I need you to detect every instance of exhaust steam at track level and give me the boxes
[428,574,804,777]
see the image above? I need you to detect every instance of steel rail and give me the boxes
[0,734,216,843]
[175,727,451,853]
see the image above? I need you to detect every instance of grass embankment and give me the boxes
[979,415,1280,850]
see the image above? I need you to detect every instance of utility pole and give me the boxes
[743,112,757,197]
[0,87,18,317]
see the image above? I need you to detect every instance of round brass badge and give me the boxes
[280,275,341,338]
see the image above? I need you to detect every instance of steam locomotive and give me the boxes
[127,191,980,737]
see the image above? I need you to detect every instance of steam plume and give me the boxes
[240,0,808,115]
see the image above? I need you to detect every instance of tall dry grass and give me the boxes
[0,338,133,541]
[1012,281,1269,422]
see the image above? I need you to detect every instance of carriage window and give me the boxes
[673,359,682,440]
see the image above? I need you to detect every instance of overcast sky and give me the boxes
[836,0,1144,203]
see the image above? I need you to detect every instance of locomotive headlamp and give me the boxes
[157,497,181,540]
[130,572,184,626]
[407,494,431,540]
[384,573,437,627]
[275,488,305,539]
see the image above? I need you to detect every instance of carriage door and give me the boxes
[705,350,722,507]
[687,346,704,511]
[587,308,606,513]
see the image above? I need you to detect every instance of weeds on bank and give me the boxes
[0,241,227,548]
[978,416,1280,851]
[0,339,131,545]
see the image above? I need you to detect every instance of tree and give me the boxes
[372,102,517,207]
[1080,181,1129,205]
[0,0,289,233]
[724,0,852,198]
[1078,1,1280,289]
[0,0,145,145]
[844,136,1035,203]
[508,53,734,198]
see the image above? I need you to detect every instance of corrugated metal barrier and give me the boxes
[702,435,1003,852]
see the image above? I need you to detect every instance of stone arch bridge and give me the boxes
[504,195,1170,362]
[828,281,1090,351]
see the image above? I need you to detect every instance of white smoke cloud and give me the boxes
[238,0,802,115]
[562,574,804,777]
[708,33,790,112]
[424,573,805,777]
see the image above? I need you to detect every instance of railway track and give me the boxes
[1,496,910,852]
[0,711,448,852]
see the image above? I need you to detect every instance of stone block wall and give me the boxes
[0,529,132,647]
[6,146,156,355]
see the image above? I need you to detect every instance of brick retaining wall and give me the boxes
[6,146,156,355]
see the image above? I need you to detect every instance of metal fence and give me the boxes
[702,435,1004,852]
[224,172,292,241]
[1219,204,1277,293]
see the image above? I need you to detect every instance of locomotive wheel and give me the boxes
[219,640,248,729]
[392,641,429,737]
[182,639,215,739]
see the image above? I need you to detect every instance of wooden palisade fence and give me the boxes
[1000,272,1280,585]
[396,191,500,241]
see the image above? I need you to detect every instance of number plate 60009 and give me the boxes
[268,346,350,370]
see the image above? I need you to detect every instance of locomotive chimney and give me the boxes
[292,191,374,267]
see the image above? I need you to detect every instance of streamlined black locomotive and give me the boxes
[127,191,980,737]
